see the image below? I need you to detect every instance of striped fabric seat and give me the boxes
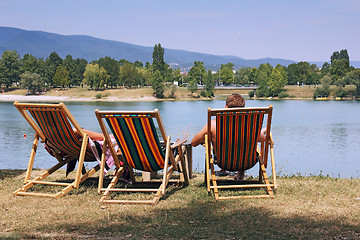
[215,111,264,171]
[95,109,189,205]
[205,106,277,200]
[105,115,165,172]
[13,102,100,199]
[29,107,96,162]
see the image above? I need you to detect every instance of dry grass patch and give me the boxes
[284,85,316,99]
[1,169,359,239]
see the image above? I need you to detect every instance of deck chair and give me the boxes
[95,109,189,205]
[205,105,277,200]
[13,101,100,199]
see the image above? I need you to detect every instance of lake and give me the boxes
[1,99,359,178]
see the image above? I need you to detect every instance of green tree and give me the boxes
[187,78,198,95]
[95,56,120,88]
[248,67,257,85]
[119,58,129,66]
[82,64,109,90]
[20,72,45,95]
[137,67,149,86]
[330,59,349,79]
[297,62,311,85]
[74,58,88,86]
[321,62,330,77]
[45,51,63,87]
[21,54,40,74]
[203,69,215,97]
[172,68,182,85]
[254,63,272,97]
[53,65,70,88]
[286,63,300,85]
[331,49,349,65]
[219,63,234,85]
[313,75,331,98]
[145,62,151,69]
[134,60,143,68]
[152,43,166,76]
[305,72,321,85]
[268,66,287,96]
[151,70,165,98]
[236,67,251,85]
[0,50,21,89]
[254,71,269,97]
[63,55,76,87]
[119,62,139,87]
[345,70,360,98]
[188,61,206,85]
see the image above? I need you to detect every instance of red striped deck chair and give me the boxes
[13,101,100,199]
[95,109,189,205]
[205,106,277,200]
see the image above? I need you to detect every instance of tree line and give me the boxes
[1,45,359,98]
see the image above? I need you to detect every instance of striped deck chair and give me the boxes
[95,109,189,205]
[205,106,277,200]
[13,101,100,199]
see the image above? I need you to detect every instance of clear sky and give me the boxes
[1,0,359,62]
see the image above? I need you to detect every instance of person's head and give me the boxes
[225,93,245,108]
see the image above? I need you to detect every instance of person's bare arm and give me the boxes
[191,124,207,147]
[258,128,267,142]
[73,128,104,141]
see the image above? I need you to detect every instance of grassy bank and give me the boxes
[1,86,304,101]
[1,169,359,239]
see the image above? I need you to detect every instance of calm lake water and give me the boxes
[1,99,359,178]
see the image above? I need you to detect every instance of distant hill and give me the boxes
[2,26,358,70]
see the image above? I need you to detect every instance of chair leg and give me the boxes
[205,135,211,193]
[74,134,89,188]
[100,166,124,203]
[209,157,219,200]
[161,136,171,194]
[178,146,189,185]
[98,142,108,194]
[270,135,277,190]
[260,163,273,197]
[24,134,39,183]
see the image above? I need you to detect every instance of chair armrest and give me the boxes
[171,139,187,149]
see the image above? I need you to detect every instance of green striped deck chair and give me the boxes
[205,106,277,200]
[95,109,189,205]
[13,101,100,199]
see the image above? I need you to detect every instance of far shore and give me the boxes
[0,85,323,103]
[0,94,160,103]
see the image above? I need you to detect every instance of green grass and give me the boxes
[1,169,359,239]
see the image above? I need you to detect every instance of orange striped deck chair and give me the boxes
[205,106,277,200]
[13,101,100,199]
[95,109,189,205]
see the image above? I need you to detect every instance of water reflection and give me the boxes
[1,100,360,178]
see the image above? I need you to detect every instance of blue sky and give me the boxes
[1,0,359,62]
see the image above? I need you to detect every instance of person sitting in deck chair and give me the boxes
[191,93,266,180]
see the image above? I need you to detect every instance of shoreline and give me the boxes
[0,94,161,103]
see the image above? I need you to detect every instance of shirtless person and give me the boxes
[191,93,266,180]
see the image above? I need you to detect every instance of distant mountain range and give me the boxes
[0,26,359,69]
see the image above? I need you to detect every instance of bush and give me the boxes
[248,90,255,98]
[95,93,102,99]
[313,86,330,98]
[335,87,346,98]
[278,92,289,99]
[200,90,214,98]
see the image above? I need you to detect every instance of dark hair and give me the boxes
[226,93,245,108]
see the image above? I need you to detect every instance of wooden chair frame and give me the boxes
[205,106,277,200]
[95,109,189,205]
[13,101,100,199]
